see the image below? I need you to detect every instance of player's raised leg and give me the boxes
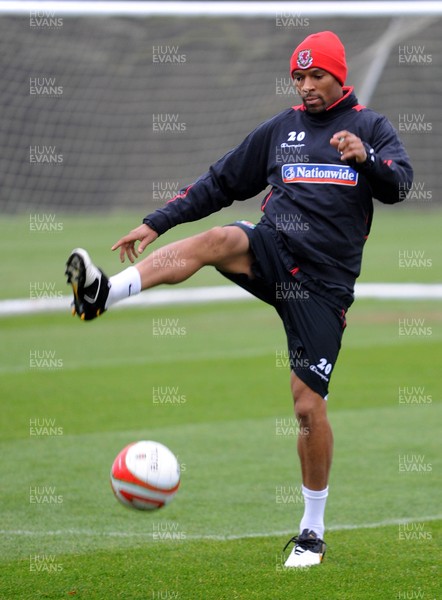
[65,225,252,320]
[135,225,253,288]
[284,372,331,568]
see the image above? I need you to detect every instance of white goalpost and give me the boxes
[1,2,442,17]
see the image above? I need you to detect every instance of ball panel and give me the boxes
[122,492,164,511]
[117,487,164,510]
[110,476,171,504]
[125,441,180,493]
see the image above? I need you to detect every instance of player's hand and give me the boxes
[330,130,367,163]
[111,224,158,263]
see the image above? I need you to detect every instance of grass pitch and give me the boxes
[0,209,441,599]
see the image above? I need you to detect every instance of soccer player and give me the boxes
[66,31,413,567]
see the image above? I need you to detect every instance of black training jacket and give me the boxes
[143,87,413,292]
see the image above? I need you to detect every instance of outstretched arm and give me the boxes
[142,118,274,236]
[110,118,273,263]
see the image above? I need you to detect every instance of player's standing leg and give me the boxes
[283,372,330,567]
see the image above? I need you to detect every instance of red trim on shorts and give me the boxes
[341,308,347,329]
[261,190,273,211]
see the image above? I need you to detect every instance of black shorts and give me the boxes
[217,220,348,398]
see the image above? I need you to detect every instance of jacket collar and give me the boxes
[326,86,355,111]
[292,86,359,119]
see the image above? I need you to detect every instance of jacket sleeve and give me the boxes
[143,120,272,235]
[353,115,413,204]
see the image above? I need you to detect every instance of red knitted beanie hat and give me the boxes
[290,31,347,85]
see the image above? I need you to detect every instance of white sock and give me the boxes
[299,485,328,539]
[105,267,142,309]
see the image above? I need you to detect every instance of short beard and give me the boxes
[303,101,327,114]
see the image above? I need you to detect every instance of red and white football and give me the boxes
[110,440,180,510]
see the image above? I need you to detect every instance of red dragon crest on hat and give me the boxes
[297,49,313,69]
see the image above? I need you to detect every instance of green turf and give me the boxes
[0,206,441,300]
[1,523,441,600]
[0,301,441,599]
[0,210,441,599]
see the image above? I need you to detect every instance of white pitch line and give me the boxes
[1,283,442,317]
[1,514,440,541]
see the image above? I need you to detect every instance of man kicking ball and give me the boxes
[66,31,412,567]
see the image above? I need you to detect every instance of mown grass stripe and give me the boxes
[1,514,441,540]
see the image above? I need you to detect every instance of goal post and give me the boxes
[0,1,440,214]
[2,2,442,17]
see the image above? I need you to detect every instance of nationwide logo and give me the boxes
[282,163,358,186]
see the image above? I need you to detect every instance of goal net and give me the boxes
[0,2,440,214]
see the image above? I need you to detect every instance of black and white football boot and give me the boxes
[283,529,327,568]
[65,248,110,321]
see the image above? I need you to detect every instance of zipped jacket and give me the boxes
[144,87,413,292]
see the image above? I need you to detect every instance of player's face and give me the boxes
[292,68,343,113]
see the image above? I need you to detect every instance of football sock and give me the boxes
[105,266,142,309]
[299,485,328,539]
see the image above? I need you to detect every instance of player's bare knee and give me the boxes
[200,226,252,275]
[200,226,229,256]
[291,376,324,423]
[294,395,312,423]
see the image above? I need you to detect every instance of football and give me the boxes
[110,440,180,510]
